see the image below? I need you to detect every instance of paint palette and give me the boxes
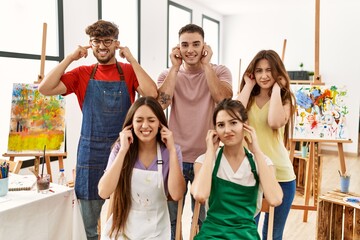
[343,197,360,209]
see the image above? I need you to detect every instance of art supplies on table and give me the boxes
[0,161,9,179]
[8,173,37,191]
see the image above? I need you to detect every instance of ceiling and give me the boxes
[189,0,263,16]
[190,0,298,16]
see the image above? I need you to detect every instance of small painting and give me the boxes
[7,83,65,153]
[291,85,349,140]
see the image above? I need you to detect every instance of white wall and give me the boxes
[2,0,358,179]
[223,0,360,154]
[58,0,98,178]
[140,0,224,80]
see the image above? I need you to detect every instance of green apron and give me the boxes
[195,147,260,240]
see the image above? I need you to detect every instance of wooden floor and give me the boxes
[181,148,360,240]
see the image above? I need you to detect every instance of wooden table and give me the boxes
[289,138,352,222]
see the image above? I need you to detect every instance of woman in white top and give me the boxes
[191,98,283,239]
[98,96,185,239]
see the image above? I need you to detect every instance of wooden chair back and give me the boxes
[175,197,184,240]
[189,200,201,239]
[261,198,274,240]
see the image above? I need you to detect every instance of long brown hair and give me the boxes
[109,96,168,239]
[239,50,296,146]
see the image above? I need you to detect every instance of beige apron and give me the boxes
[102,143,170,239]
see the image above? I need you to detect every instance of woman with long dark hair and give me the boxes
[237,50,297,240]
[98,96,185,239]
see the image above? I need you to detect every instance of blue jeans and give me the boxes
[255,180,296,240]
[79,199,105,240]
[168,162,206,240]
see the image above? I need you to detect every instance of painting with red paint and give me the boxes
[291,85,349,140]
[7,83,65,153]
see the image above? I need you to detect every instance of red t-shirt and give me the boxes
[61,62,139,109]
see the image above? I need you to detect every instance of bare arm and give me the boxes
[38,45,91,96]
[98,126,133,199]
[119,46,157,98]
[191,130,219,203]
[201,45,232,103]
[157,45,182,109]
[244,124,283,206]
[236,73,256,107]
[268,81,291,129]
[203,63,233,103]
[160,125,185,200]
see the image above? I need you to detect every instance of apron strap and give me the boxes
[157,143,163,188]
[214,147,259,186]
[244,148,259,185]
[89,60,125,81]
[115,61,125,81]
[90,63,98,79]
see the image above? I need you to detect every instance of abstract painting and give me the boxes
[7,83,65,153]
[291,84,349,140]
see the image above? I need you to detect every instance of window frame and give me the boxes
[202,14,220,64]
[167,1,192,68]
[0,0,64,62]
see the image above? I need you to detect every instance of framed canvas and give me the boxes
[7,83,65,153]
[291,84,349,140]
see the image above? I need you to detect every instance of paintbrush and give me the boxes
[41,145,46,177]
[28,167,40,179]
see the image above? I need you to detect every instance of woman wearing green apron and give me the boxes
[191,99,283,239]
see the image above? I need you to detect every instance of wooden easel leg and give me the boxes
[303,142,314,222]
[58,156,64,171]
[34,156,40,176]
[45,156,52,182]
[337,143,346,175]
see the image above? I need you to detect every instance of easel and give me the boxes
[2,153,67,183]
[289,138,352,222]
[2,23,67,182]
[288,0,353,222]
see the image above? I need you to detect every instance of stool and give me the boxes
[317,190,360,239]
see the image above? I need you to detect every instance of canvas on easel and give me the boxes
[291,84,349,140]
[7,83,65,153]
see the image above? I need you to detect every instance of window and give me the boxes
[100,0,138,62]
[0,0,63,156]
[202,15,220,64]
[0,0,63,60]
[168,1,192,67]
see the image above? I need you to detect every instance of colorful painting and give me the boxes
[291,85,349,140]
[8,83,65,153]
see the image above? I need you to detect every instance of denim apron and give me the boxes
[75,62,131,200]
[195,147,260,240]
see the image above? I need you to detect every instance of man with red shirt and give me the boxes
[39,20,157,240]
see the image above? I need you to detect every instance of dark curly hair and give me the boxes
[85,20,119,39]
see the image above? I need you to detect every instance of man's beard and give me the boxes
[94,50,115,64]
